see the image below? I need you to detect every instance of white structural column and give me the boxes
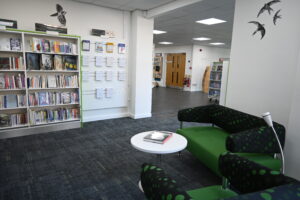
[285,50,300,180]
[129,10,154,119]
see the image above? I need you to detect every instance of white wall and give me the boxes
[0,0,154,121]
[154,45,193,88]
[191,45,230,91]
[226,0,300,126]
[285,50,300,180]
[154,45,230,91]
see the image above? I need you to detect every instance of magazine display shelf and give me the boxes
[0,29,81,138]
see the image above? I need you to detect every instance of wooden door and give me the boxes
[166,53,186,88]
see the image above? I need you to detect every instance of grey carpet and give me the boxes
[0,112,219,200]
[0,88,217,200]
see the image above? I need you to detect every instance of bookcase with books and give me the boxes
[0,29,81,138]
[208,62,223,103]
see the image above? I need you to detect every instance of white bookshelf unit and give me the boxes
[208,60,230,105]
[0,29,81,138]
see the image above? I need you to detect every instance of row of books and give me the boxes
[210,73,222,81]
[29,108,80,125]
[28,91,79,106]
[210,82,221,89]
[0,56,24,70]
[0,38,21,51]
[0,94,26,109]
[212,65,223,72]
[0,113,27,128]
[26,53,77,71]
[29,37,77,54]
[0,73,26,89]
[27,74,78,89]
[209,90,221,97]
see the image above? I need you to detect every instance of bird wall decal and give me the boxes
[50,4,67,26]
[257,0,281,17]
[273,10,282,25]
[249,21,266,39]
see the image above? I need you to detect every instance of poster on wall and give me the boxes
[118,43,126,54]
[95,42,105,53]
[106,42,114,53]
[82,40,90,51]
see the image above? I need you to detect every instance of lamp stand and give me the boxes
[271,126,285,174]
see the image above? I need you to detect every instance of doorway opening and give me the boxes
[166,53,186,88]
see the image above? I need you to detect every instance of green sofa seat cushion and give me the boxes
[177,126,281,176]
[187,185,237,200]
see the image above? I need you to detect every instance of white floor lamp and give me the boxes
[262,112,285,174]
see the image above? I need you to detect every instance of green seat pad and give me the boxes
[187,185,237,200]
[177,126,281,175]
[177,127,229,175]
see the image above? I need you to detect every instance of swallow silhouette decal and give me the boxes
[249,21,266,39]
[249,0,282,39]
[50,4,67,26]
[273,10,282,25]
[257,0,281,17]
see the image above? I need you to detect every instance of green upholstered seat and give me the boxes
[177,126,281,176]
[187,186,237,200]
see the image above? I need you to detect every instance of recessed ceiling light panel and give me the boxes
[210,42,225,45]
[153,30,167,34]
[196,18,226,25]
[159,42,173,45]
[193,37,211,41]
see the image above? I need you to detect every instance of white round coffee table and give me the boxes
[130,131,187,156]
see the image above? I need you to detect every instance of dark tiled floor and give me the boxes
[0,87,216,200]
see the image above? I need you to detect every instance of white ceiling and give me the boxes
[70,0,235,48]
[154,0,235,48]
[71,0,176,11]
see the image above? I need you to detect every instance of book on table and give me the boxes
[143,131,173,144]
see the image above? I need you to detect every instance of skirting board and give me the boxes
[0,121,81,139]
[129,113,152,119]
[82,112,130,122]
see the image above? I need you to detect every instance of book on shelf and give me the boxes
[63,56,77,70]
[143,131,173,144]
[0,73,25,89]
[10,38,21,51]
[0,94,26,108]
[28,93,39,106]
[0,114,11,127]
[26,53,40,70]
[40,54,53,70]
[29,108,80,125]
[54,55,63,70]
[0,57,10,70]
[47,75,57,88]
[42,40,51,52]
[38,92,49,106]
[0,38,11,51]
[0,57,24,70]
[61,92,71,104]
